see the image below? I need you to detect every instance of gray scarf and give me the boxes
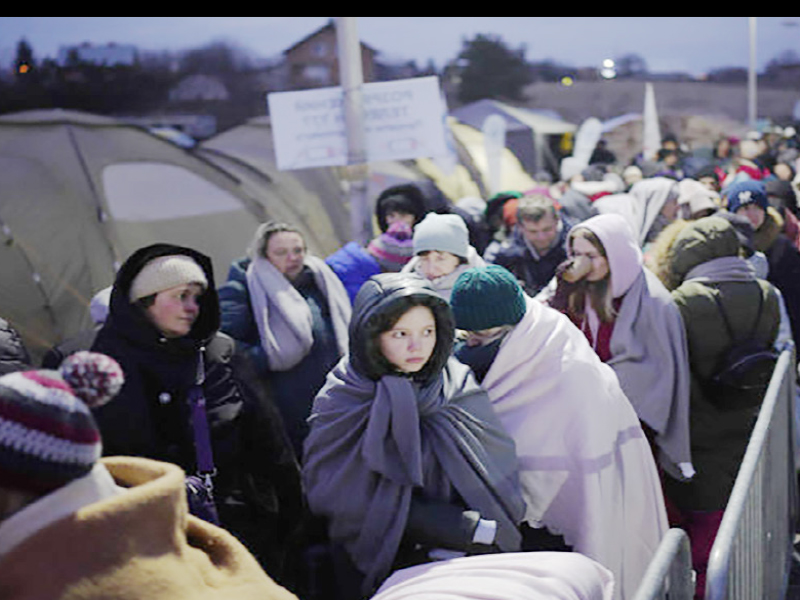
[684,255,756,284]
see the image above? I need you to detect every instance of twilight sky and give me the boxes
[1,17,799,76]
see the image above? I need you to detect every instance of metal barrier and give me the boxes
[704,345,798,600]
[632,528,695,600]
[631,346,797,600]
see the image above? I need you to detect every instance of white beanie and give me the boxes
[413,213,469,258]
[129,255,208,302]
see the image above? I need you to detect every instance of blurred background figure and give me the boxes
[374,184,429,234]
[677,179,719,220]
[0,317,31,376]
[725,180,800,353]
[41,286,112,369]
[486,193,576,297]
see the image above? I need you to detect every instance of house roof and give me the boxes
[282,19,377,56]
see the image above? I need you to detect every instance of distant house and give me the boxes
[168,74,230,102]
[282,19,377,89]
[57,42,137,67]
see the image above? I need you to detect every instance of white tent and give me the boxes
[450,99,577,178]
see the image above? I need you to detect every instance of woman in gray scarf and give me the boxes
[302,273,530,598]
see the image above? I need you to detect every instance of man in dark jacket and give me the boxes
[486,193,575,297]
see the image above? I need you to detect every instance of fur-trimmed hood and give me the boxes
[753,205,785,254]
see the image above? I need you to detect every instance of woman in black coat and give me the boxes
[90,243,303,583]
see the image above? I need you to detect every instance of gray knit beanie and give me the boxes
[412,213,469,259]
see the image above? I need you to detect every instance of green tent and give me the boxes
[197,116,351,252]
[0,109,322,362]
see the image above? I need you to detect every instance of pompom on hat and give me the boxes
[451,265,528,331]
[0,351,124,494]
[129,254,208,303]
[367,221,414,272]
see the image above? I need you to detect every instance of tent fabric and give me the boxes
[450,99,576,178]
[445,120,538,194]
[198,116,490,239]
[197,116,351,255]
[0,109,319,363]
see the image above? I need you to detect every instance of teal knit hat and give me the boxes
[451,265,527,331]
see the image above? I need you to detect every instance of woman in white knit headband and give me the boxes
[89,242,304,583]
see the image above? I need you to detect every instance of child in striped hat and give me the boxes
[0,351,302,600]
[0,351,124,515]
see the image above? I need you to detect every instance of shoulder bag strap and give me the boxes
[188,350,217,490]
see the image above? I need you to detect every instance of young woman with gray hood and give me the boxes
[302,272,566,599]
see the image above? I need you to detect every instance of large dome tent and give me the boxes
[0,108,290,362]
[197,115,352,251]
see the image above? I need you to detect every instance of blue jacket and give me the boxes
[325,241,382,304]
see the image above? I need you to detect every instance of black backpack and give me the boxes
[699,288,779,410]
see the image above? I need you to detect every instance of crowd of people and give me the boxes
[1,125,799,600]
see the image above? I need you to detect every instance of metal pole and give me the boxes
[748,17,757,128]
[335,17,372,246]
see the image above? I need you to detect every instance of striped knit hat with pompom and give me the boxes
[367,221,414,272]
[0,351,124,493]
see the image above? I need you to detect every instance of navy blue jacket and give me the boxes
[488,215,575,297]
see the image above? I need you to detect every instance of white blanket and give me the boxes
[478,297,668,600]
[370,552,615,600]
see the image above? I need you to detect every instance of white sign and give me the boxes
[268,76,449,170]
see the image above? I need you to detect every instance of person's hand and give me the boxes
[559,256,592,283]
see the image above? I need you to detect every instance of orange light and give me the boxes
[18,64,30,74]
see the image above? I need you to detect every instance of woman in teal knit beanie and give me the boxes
[451,264,669,600]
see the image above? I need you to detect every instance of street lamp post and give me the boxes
[748,17,758,128]
[335,17,372,246]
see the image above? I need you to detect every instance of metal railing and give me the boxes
[704,345,798,600]
[632,528,695,600]
[632,346,797,600]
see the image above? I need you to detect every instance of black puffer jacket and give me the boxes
[91,243,303,581]
[0,318,31,375]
